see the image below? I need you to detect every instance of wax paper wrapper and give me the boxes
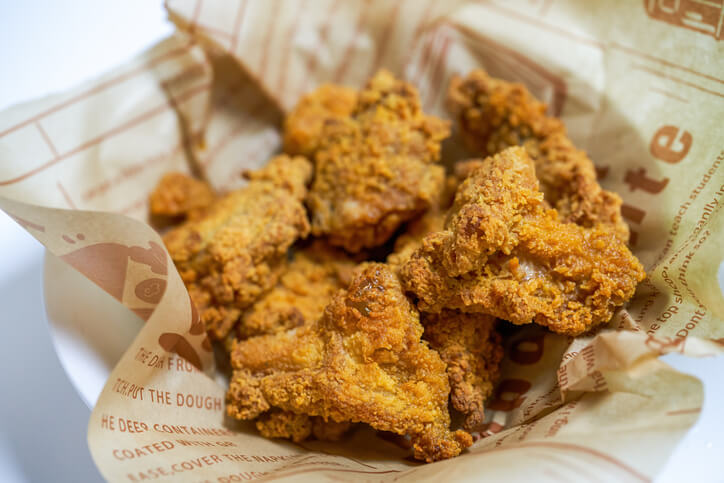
[1,0,723,481]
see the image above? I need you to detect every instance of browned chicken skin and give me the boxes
[400,147,645,336]
[227,263,472,462]
[162,155,312,340]
[297,70,450,252]
[447,70,629,241]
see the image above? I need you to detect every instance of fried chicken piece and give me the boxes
[447,70,628,241]
[232,241,359,341]
[305,70,449,252]
[422,311,503,432]
[400,147,645,336]
[255,410,353,442]
[149,172,215,220]
[283,84,358,158]
[227,263,472,462]
[163,155,312,340]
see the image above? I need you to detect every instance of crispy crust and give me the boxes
[283,84,358,158]
[163,155,312,340]
[400,148,645,336]
[447,70,629,241]
[255,410,353,442]
[302,70,450,252]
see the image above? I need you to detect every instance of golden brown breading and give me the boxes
[400,147,645,336]
[149,172,215,220]
[283,84,358,158]
[305,70,450,252]
[390,166,505,431]
[432,148,545,278]
[232,240,359,340]
[256,410,312,443]
[226,263,472,462]
[163,155,312,340]
[242,153,313,201]
[255,410,353,443]
[422,311,503,432]
[447,70,628,241]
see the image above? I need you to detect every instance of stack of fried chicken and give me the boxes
[150,70,645,462]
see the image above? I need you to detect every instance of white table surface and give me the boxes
[0,2,721,482]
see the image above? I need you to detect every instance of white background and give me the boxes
[0,1,721,482]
